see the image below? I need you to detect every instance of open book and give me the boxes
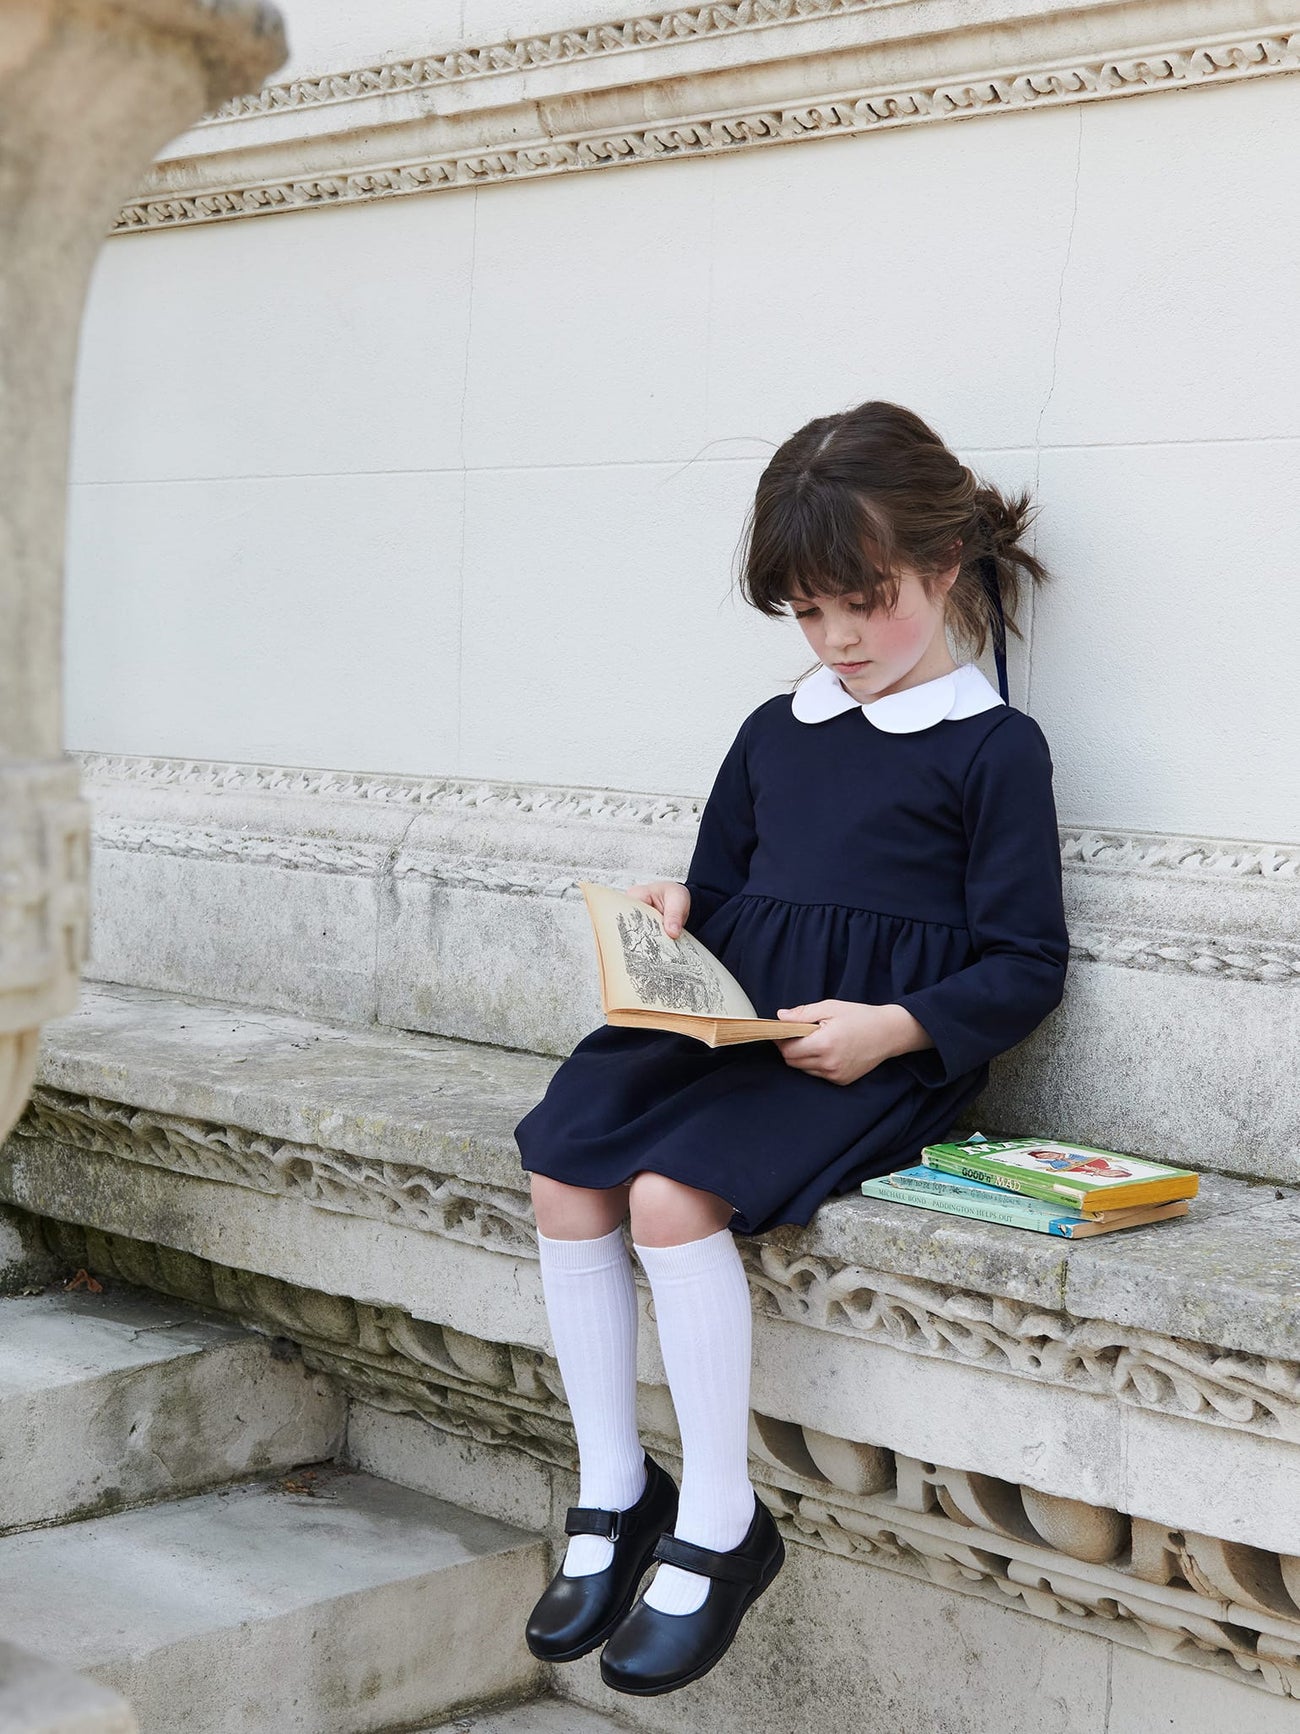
[579,882,819,1047]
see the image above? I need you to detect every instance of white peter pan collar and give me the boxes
[791,661,1005,733]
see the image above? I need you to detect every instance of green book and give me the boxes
[920,1136,1199,1215]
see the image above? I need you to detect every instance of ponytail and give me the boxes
[954,481,1050,701]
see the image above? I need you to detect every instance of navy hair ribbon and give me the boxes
[978,557,1009,703]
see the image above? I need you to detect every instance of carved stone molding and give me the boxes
[75,751,1300,988]
[1060,828,1300,883]
[94,819,585,897]
[76,751,703,826]
[769,1476,1300,1698]
[96,820,393,880]
[16,1087,541,1256]
[109,3,1300,230]
[0,760,90,1145]
[1067,924,1300,983]
[205,0,946,118]
[740,1241,1300,1441]
[0,761,91,1032]
[15,1085,1300,1443]
[35,1216,1300,1700]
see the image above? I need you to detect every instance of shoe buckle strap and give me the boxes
[564,1505,627,1541]
[651,1533,763,1586]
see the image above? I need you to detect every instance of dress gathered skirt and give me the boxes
[515,684,1070,1237]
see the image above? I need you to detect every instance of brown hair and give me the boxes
[735,400,1051,664]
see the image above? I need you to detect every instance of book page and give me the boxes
[580,883,758,1020]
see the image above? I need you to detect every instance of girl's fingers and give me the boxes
[786,1052,835,1077]
[626,881,685,934]
[661,883,691,938]
[781,1038,826,1067]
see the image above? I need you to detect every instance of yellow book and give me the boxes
[579,882,818,1048]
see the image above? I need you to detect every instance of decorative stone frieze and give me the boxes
[1061,829,1300,882]
[32,1214,1300,1702]
[0,762,91,1032]
[76,751,704,824]
[1066,926,1300,983]
[743,1241,1300,1441]
[95,820,393,880]
[205,0,1082,117]
[18,1086,542,1256]
[111,1,1300,228]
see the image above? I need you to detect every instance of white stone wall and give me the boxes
[63,3,1300,843]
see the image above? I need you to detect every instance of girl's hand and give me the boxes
[626,880,692,940]
[775,1000,928,1085]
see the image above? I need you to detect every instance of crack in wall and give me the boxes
[1102,1642,1114,1731]
[1029,103,1084,716]
[372,808,423,1025]
[454,188,480,778]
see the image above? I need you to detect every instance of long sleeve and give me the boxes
[893,714,1069,1088]
[682,715,758,933]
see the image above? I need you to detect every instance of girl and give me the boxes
[515,400,1070,1697]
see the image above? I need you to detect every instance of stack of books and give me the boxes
[861,1134,1199,1239]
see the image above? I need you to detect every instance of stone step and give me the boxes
[0,1640,137,1734]
[0,1466,546,1734]
[415,1702,635,1733]
[0,1287,344,1534]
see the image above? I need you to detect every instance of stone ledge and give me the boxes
[15,982,1300,1364]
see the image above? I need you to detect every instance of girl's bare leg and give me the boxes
[530,1172,631,1239]
[625,1171,733,1246]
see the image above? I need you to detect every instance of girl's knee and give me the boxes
[628,1171,734,1247]
[530,1173,629,1238]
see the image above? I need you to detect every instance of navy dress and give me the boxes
[515,674,1069,1237]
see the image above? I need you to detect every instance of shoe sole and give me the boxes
[526,1526,672,1665]
[599,1532,786,1696]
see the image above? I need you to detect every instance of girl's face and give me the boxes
[788,563,959,704]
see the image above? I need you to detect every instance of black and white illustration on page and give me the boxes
[615,905,729,1016]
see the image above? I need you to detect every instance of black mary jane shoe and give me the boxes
[524,1452,679,1663]
[598,1491,785,1695]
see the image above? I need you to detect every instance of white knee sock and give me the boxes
[633,1227,756,1616]
[536,1225,647,1577]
